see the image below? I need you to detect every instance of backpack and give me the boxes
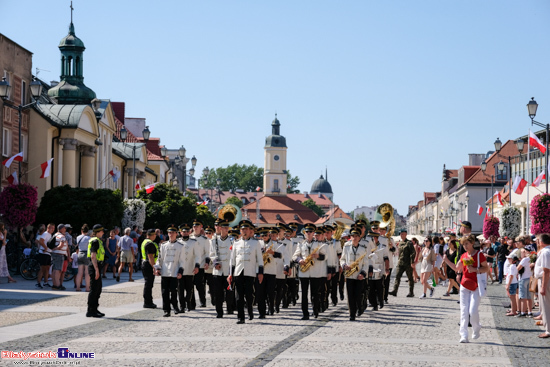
[47,234,58,249]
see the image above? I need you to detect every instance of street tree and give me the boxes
[301,199,324,217]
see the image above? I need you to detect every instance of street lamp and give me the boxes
[0,77,43,181]
[120,125,149,197]
[494,137,525,205]
[527,97,549,193]
[481,160,498,214]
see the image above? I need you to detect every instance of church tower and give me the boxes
[263,114,288,195]
[48,4,96,104]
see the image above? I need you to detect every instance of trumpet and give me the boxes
[299,246,320,272]
[344,252,367,278]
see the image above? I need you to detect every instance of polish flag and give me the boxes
[495,191,504,206]
[135,181,141,190]
[109,168,121,183]
[2,152,24,168]
[255,186,261,192]
[513,175,528,195]
[7,171,18,185]
[40,158,54,178]
[145,183,157,194]
[477,204,483,216]
[532,171,545,188]
[529,130,547,154]
[485,208,489,219]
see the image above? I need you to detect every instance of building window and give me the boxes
[273,179,279,193]
[2,128,11,157]
[21,80,26,105]
[21,134,28,162]
[496,166,507,181]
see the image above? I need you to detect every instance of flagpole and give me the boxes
[527,129,531,235]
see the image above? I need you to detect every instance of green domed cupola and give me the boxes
[48,4,96,104]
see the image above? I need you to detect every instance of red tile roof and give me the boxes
[287,193,333,209]
[111,102,125,123]
[242,195,320,226]
[314,206,352,225]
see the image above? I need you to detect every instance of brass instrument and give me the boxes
[344,252,367,278]
[333,221,349,240]
[374,203,395,238]
[217,204,242,228]
[263,242,274,265]
[299,246,320,272]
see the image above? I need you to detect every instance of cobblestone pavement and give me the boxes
[0,270,548,366]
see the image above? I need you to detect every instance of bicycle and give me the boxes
[19,247,40,280]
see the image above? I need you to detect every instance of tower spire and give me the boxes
[70,1,73,23]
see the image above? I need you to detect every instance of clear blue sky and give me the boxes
[2,0,549,215]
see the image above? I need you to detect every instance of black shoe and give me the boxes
[143,304,157,309]
[340,295,344,301]
[259,315,266,319]
[200,303,206,308]
[384,299,388,304]
[216,315,223,318]
[388,291,397,297]
[116,276,120,282]
[227,311,234,315]
[95,310,105,317]
[406,293,414,298]
[275,307,279,314]
[35,283,43,289]
[237,319,245,324]
[163,311,170,317]
[350,316,356,321]
[332,302,337,307]
[301,315,310,320]
[86,311,102,318]
[314,312,318,319]
[249,314,254,321]
[173,308,180,315]
[269,309,274,315]
[372,307,378,311]
[379,303,384,309]
[357,308,364,317]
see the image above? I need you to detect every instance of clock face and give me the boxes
[274,155,280,161]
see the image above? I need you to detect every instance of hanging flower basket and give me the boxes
[499,206,521,239]
[529,193,550,235]
[483,215,500,238]
[122,198,146,230]
[0,183,38,229]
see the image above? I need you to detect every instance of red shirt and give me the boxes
[460,250,486,291]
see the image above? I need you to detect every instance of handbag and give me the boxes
[529,276,538,294]
[477,251,487,297]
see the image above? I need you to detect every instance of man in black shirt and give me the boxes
[142,229,159,308]
[497,239,510,284]
[87,224,106,318]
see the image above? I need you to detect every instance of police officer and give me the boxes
[177,224,200,313]
[209,220,235,318]
[87,224,106,318]
[155,225,185,317]
[388,229,416,298]
[227,220,264,324]
[142,229,159,309]
[341,227,368,321]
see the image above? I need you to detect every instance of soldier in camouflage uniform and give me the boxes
[388,229,416,298]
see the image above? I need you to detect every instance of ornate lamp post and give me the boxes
[527,98,549,193]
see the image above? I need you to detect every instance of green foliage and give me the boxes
[355,212,368,223]
[225,196,243,208]
[36,185,123,231]
[137,184,215,230]
[199,164,300,193]
[301,199,324,217]
[349,211,354,220]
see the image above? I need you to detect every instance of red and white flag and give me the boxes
[135,181,141,190]
[2,152,23,168]
[532,171,545,188]
[7,171,18,185]
[495,191,504,206]
[40,158,54,178]
[109,168,121,183]
[255,186,261,192]
[512,175,528,195]
[145,183,157,194]
[477,204,483,216]
[529,130,547,154]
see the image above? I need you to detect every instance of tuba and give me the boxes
[374,203,395,238]
[333,221,350,241]
[217,204,242,228]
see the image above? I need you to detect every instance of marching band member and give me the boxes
[285,222,301,308]
[257,228,279,318]
[176,224,200,313]
[154,225,185,317]
[227,220,264,324]
[357,220,374,313]
[324,225,340,308]
[341,227,368,321]
[189,220,210,309]
[379,226,396,304]
[209,219,235,318]
[203,226,215,306]
[368,231,390,311]
[275,224,292,312]
[293,223,328,320]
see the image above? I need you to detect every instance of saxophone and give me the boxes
[344,252,367,278]
[263,242,274,266]
[299,246,320,272]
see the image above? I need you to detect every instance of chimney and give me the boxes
[304,191,308,197]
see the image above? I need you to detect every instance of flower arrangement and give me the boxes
[0,183,38,229]
[529,194,550,235]
[529,251,538,264]
[462,254,474,267]
[483,215,500,238]
[122,199,146,230]
[499,206,521,239]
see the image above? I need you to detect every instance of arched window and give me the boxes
[75,56,81,75]
[61,56,65,75]
[67,56,73,75]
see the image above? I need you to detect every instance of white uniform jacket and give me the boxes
[369,240,390,280]
[326,239,340,273]
[340,244,368,280]
[230,237,263,277]
[260,239,278,276]
[190,234,210,268]
[178,238,201,276]
[379,236,395,269]
[274,240,291,279]
[292,240,327,278]
[155,240,184,277]
[209,235,233,277]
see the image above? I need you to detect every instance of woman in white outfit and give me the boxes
[420,237,436,298]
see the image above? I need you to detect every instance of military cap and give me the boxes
[92,224,105,233]
[355,219,368,226]
[167,224,179,232]
[269,227,279,234]
[303,223,316,232]
[399,228,408,234]
[218,220,230,227]
[179,223,191,231]
[229,229,239,237]
[314,226,325,234]
[368,231,380,237]
[214,218,223,226]
[350,228,362,236]
[204,226,214,233]
[288,222,299,230]
[239,219,254,229]
[277,222,289,231]
[370,220,380,226]
[146,229,156,236]
[324,225,334,232]
[192,219,203,226]
[461,221,472,229]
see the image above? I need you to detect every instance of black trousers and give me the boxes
[392,266,414,295]
[300,277,323,317]
[235,273,255,321]
[142,262,155,305]
[214,275,235,317]
[320,277,329,310]
[177,275,194,310]
[339,270,345,298]
[161,276,178,312]
[204,272,215,305]
[275,278,286,311]
[361,278,369,312]
[368,278,384,308]
[192,268,206,306]
[283,276,296,307]
[330,271,340,304]
[384,268,393,301]
[346,278,364,318]
[257,274,276,316]
[87,262,103,313]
